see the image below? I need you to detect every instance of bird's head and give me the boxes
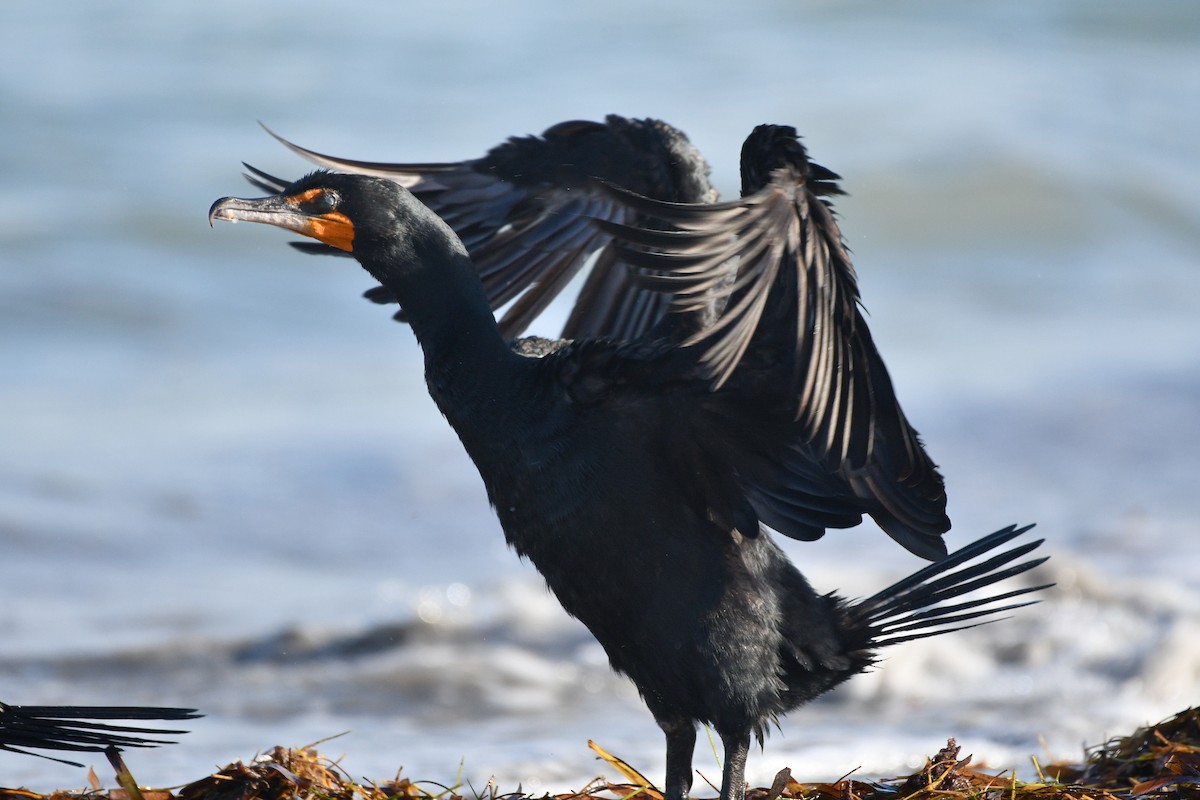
[209,170,426,256]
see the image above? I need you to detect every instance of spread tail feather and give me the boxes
[0,703,200,766]
[850,524,1051,649]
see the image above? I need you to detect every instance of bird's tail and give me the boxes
[0,703,200,766]
[847,523,1051,649]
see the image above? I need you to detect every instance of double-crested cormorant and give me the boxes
[247,120,949,556]
[0,702,199,766]
[210,163,1048,800]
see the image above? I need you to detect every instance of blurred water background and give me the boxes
[2,0,1198,793]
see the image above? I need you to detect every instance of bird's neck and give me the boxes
[357,217,521,428]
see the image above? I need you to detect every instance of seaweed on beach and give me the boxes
[3,708,1199,800]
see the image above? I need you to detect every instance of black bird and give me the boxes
[210,167,1049,800]
[248,121,949,557]
[0,702,199,766]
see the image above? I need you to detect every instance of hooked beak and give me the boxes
[208,193,355,252]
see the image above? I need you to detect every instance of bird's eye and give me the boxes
[308,191,339,214]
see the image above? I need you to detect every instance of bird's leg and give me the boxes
[659,717,697,800]
[718,730,751,800]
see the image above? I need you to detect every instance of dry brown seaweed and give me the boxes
[1049,707,1200,795]
[4,707,1199,800]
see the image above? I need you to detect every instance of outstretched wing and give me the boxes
[255,120,707,341]
[599,168,949,558]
